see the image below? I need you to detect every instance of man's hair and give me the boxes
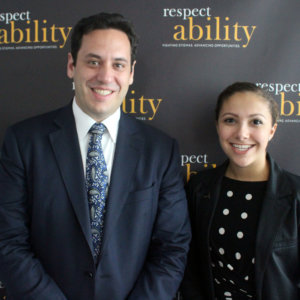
[70,12,138,66]
[215,82,279,125]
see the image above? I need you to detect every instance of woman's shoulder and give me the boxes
[269,157,300,205]
[270,156,300,189]
[281,170,300,196]
[186,162,226,195]
[189,162,226,183]
[189,167,217,184]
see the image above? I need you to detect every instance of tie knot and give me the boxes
[89,123,106,136]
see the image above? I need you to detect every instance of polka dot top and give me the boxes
[210,177,267,300]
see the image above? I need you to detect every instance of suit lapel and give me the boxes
[48,105,94,254]
[255,157,292,294]
[100,114,143,255]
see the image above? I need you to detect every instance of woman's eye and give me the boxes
[224,118,235,124]
[252,119,263,125]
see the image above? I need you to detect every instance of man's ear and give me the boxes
[129,60,136,85]
[67,53,75,79]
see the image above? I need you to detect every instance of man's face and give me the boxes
[67,29,135,122]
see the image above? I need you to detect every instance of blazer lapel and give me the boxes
[255,157,293,294]
[100,114,143,255]
[195,163,227,298]
[202,163,228,242]
[201,176,222,247]
[48,105,93,254]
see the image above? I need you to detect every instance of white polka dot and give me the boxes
[219,227,225,235]
[219,248,225,255]
[230,280,235,285]
[211,262,215,267]
[223,208,230,215]
[222,278,227,282]
[235,252,241,260]
[245,193,252,200]
[244,276,249,281]
[237,231,244,239]
[225,298,232,300]
[214,278,220,284]
[227,191,233,197]
[218,261,224,267]
[241,212,248,219]
[240,289,247,293]
[224,291,232,296]
[252,258,255,264]
[227,264,234,270]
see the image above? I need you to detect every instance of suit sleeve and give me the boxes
[127,139,191,300]
[0,127,67,300]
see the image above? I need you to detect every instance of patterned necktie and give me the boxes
[86,123,108,260]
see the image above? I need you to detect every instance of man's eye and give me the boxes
[114,63,124,69]
[88,61,99,66]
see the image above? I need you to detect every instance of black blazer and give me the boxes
[181,155,300,300]
[0,103,191,300]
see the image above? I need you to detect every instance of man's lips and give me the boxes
[92,88,113,96]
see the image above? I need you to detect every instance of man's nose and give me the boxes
[96,63,113,83]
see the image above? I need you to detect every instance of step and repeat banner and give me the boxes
[1,0,299,297]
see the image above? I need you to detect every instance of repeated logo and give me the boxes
[71,83,162,121]
[0,11,72,50]
[256,82,300,123]
[162,7,256,49]
[122,89,162,121]
[181,154,216,182]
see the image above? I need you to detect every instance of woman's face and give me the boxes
[216,91,277,172]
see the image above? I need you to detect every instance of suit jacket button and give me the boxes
[87,272,93,278]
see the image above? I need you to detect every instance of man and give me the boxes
[0,12,191,300]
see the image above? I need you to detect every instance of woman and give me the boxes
[181,82,300,300]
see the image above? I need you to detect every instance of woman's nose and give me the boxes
[236,123,250,140]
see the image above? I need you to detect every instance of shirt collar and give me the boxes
[72,97,120,143]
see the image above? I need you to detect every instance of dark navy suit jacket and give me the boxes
[0,103,191,300]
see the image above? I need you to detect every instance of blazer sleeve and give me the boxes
[127,139,191,300]
[0,127,67,300]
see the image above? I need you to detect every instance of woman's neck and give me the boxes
[225,159,270,182]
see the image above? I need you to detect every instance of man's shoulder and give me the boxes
[10,104,71,133]
[3,104,72,145]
